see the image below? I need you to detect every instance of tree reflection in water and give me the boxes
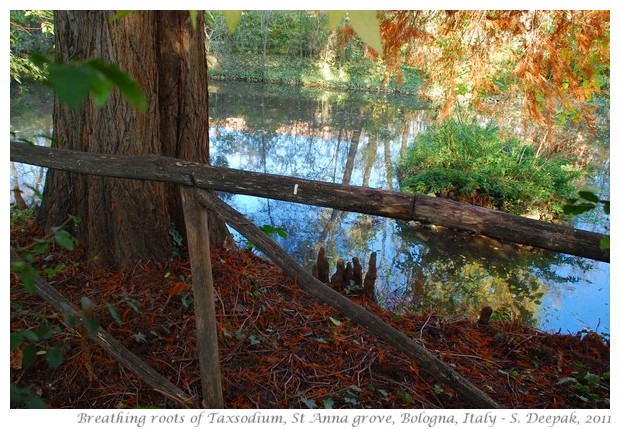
[10,81,609,334]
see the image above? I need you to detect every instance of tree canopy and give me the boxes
[380,10,609,147]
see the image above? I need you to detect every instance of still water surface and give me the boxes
[10,82,610,335]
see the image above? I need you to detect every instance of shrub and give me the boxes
[398,119,580,217]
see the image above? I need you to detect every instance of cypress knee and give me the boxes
[363,252,377,297]
[331,259,346,290]
[316,247,329,283]
[352,257,363,286]
[478,306,493,325]
[344,261,353,286]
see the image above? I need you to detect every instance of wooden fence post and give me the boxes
[180,186,224,408]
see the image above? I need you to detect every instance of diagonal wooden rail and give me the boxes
[10,249,196,407]
[195,189,501,408]
[10,141,608,262]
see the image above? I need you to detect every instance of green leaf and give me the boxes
[329,317,342,326]
[322,397,334,409]
[563,203,596,215]
[45,263,66,279]
[108,303,123,325]
[19,269,36,294]
[32,240,48,255]
[21,330,39,342]
[10,384,48,409]
[327,11,347,29]
[189,11,199,29]
[248,334,261,346]
[222,11,242,34]
[84,315,99,336]
[88,71,114,106]
[578,191,599,203]
[45,346,65,368]
[87,61,147,111]
[80,296,94,310]
[556,376,577,385]
[133,332,147,343]
[22,344,38,369]
[47,63,93,108]
[54,229,75,250]
[603,200,610,214]
[10,333,24,351]
[300,397,317,409]
[35,324,53,341]
[348,11,383,55]
[110,11,134,22]
[260,225,276,234]
[600,236,610,250]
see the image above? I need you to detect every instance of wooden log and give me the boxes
[180,187,224,408]
[10,141,608,262]
[412,194,608,263]
[195,190,501,409]
[10,249,195,407]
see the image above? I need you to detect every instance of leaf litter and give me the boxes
[10,220,609,408]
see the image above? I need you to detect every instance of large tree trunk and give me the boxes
[38,10,228,268]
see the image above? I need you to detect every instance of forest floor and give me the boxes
[10,218,609,409]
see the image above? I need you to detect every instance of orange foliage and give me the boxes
[379,10,609,145]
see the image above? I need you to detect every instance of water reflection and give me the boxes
[10,85,53,206]
[9,81,609,334]
[208,81,609,334]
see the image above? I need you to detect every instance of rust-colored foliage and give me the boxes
[379,10,609,148]
[10,219,609,408]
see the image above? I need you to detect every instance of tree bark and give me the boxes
[38,11,227,269]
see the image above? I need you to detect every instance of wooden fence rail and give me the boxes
[10,141,609,262]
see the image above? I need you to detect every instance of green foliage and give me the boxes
[398,119,580,217]
[259,224,288,239]
[10,210,89,408]
[246,224,288,251]
[10,384,48,408]
[557,370,610,406]
[10,10,54,83]
[209,53,423,94]
[31,56,147,111]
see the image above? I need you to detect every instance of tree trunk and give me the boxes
[38,10,228,268]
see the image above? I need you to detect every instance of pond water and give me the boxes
[10,82,610,335]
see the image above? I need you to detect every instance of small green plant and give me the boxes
[259,224,288,239]
[557,370,610,406]
[169,224,184,257]
[10,385,48,409]
[398,119,580,217]
[10,211,82,408]
[246,224,288,250]
[11,214,80,293]
[10,205,35,227]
